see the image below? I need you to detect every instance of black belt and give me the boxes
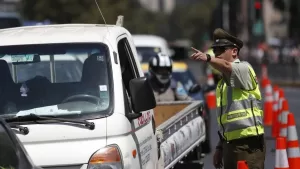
[227,134,264,144]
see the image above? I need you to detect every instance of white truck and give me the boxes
[132,34,173,63]
[0,16,206,169]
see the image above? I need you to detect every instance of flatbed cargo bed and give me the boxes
[154,101,206,169]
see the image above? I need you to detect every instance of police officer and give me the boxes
[190,28,265,169]
[148,53,192,102]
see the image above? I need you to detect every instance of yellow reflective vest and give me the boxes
[216,62,264,141]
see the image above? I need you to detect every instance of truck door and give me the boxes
[117,35,158,169]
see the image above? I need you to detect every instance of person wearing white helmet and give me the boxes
[148,53,192,102]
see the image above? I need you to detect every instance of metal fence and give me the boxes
[250,62,300,83]
[185,59,300,85]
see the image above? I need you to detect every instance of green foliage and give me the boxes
[0,166,14,169]
[20,0,165,33]
[20,0,217,47]
[167,0,217,47]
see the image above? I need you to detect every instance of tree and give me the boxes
[167,0,217,47]
[20,0,217,48]
[20,0,165,35]
[21,0,93,23]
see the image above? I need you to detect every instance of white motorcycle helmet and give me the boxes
[148,53,173,85]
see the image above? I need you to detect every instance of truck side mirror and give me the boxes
[129,77,156,112]
[189,84,201,94]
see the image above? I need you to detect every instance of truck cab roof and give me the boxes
[0,24,131,46]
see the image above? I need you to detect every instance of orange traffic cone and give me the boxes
[273,88,285,137]
[261,64,268,79]
[237,161,249,169]
[260,64,268,88]
[287,113,300,169]
[206,68,214,86]
[273,85,280,116]
[261,77,268,89]
[275,137,289,169]
[206,92,216,109]
[279,99,289,138]
[205,68,216,109]
[272,85,280,138]
[278,88,285,111]
[263,79,273,126]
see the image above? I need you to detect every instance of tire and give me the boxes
[173,146,205,169]
[183,145,202,161]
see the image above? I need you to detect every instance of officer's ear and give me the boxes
[231,48,238,57]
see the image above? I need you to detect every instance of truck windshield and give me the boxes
[136,47,161,63]
[0,43,112,119]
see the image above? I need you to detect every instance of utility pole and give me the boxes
[159,0,164,13]
[222,0,230,31]
[283,0,290,38]
[240,0,249,42]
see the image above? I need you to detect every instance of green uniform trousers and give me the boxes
[222,135,266,169]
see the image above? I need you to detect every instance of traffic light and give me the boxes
[254,0,262,20]
[252,0,264,37]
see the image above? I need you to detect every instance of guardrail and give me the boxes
[185,58,300,87]
[251,63,300,87]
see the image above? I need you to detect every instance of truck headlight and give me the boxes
[87,145,123,169]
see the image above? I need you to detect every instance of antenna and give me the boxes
[94,0,107,25]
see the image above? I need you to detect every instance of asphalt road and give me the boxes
[203,87,300,169]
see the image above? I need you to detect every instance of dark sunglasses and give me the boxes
[213,46,236,54]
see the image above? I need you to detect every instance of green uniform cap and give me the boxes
[211,28,243,49]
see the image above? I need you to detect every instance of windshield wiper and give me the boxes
[9,123,29,135]
[5,114,95,133]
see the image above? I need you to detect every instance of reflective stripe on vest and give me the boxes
[216,62,264,141]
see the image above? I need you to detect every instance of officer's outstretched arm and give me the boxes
[209,57,232,76]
